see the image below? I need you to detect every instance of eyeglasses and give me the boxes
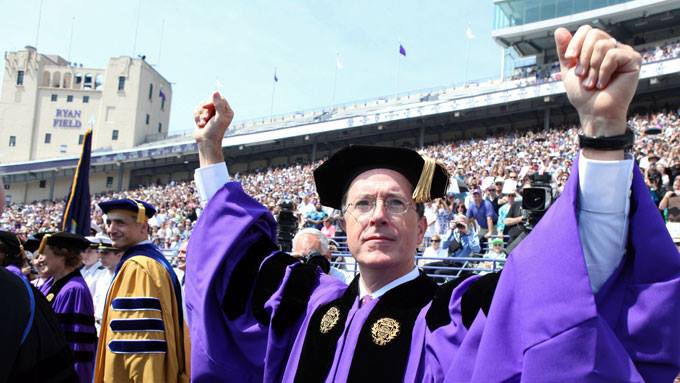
[343,196,413,218]
[431,239,441,243]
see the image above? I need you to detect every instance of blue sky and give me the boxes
[0,0,504,133]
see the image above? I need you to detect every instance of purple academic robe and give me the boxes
[188,157,680,383]
[438,157,680,382]
[187,182,454,383]
[40,270,97,383]
[4,264,27,281]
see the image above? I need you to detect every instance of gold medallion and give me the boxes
[319,306,340,334]
[371,317,400,346]
[46,293,54,302]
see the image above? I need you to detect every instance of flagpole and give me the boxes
[132,0,142,56]
[395,45,401,97]
[67,17,75,61]
[35,0,44,48]
[499,47,505,81]
[395,56,401,96]
[464,25,473,86]
[270,70,277,121]
[332,63,338,104]
[157,19,166,68]
[464,37,471,86]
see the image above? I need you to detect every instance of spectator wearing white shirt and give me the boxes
[420,234,447,266]
[92,238,122,336]
[81,236,108,297]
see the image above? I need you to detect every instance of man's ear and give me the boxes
[337,217,347,232]
[141,222,150,237]
[416,215,427,244]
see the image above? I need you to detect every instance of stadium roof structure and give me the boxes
[2,52,679,187]
[493,0,680,57]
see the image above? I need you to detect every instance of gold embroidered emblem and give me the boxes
[46,293,54,302]
[319,306,340,334]
[371,317,400,346]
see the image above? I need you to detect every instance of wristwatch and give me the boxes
[578,125,635,151]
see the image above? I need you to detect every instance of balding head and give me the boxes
[292,228,330,260]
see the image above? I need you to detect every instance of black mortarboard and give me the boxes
[99,198,157,223]
[313,145,450,210]
[0,231,23,255]
[24,233,49,253]
[38,232,90,254]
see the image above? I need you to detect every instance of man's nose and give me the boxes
[368,200,389,225]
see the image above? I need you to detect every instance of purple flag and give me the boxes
[399,44,406,57]
[62,129,92,235]
[274,70,278,82]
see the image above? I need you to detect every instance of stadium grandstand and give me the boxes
[4,2,680,381]
[2,0,680,263]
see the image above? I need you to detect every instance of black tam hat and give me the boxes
[38,232,91,254]
[0,231,23,256]
[313,145,450,210]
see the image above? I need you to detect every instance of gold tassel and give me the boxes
[37,234,52,254]
[133,200,146,223]
[16,234,26,259]
[412,157,436,203]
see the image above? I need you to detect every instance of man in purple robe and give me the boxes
[433,26,680,383]
[36,232,97,383]
[186,25,679,382]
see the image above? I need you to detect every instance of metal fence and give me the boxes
[330,254,505,284]
[164,235,507,283]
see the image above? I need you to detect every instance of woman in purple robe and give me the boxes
[36,232,97,383]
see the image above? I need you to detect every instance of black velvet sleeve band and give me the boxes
[222,230,278,321]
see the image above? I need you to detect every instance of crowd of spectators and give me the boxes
[510,38,680,85]
[1,181,200,251]
[2,107,679,255]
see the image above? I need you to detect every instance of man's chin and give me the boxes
[355,250,398,268]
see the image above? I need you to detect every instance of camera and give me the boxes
[304,250,330,274]
[276,200,298,252]
[521,173,554,229]
[506,173,555,254]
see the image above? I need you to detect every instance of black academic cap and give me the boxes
[0,231,23,255]
[313,145,450,210]
[24,232,49,253]
[39,232,90,253]
[99,198,156,222]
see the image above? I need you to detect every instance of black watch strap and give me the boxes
[578,127,635,151]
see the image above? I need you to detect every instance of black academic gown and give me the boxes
[0,267,78,383]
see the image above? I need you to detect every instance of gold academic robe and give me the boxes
[94,246,189,383]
